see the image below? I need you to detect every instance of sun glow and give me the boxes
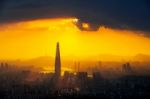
[0,18,150,60]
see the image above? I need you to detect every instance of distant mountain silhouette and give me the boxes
[132,54,150,62]
[1,54,150,68]
[25,56,54,67]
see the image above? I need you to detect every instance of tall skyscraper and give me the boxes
[55,42,61,78]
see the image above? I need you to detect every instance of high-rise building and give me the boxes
[122,62,133,75]
[55,42,61,78]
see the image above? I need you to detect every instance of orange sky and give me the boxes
[0,18,150,60]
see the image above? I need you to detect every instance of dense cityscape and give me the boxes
[0,43,150,99]
[0,0,150,99]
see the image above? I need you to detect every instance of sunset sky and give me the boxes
[0,18,150,60]
[0,0,150,60]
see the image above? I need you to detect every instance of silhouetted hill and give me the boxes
[1,54,150,68]
[132,54,150,62]
[25,56,54,67]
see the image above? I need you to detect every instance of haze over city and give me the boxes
[0,0,150,99]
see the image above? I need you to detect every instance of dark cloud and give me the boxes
[0,0,150,35]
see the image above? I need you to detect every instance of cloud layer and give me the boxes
[0,0,150,34]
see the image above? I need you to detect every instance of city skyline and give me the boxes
[0,1,150,98]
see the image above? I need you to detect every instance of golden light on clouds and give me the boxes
[82,23,89,29]
[0,18,150,60]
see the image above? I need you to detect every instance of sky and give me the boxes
[0,0,150,60]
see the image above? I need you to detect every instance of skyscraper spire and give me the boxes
[55,42,61,78]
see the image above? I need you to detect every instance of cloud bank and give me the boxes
[0,0,150,35]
